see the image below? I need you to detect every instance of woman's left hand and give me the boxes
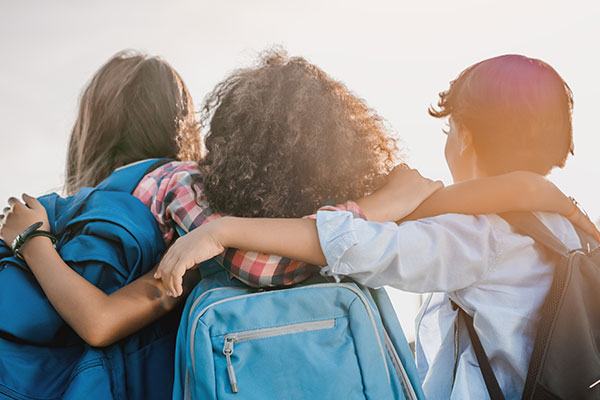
[0,194,50,246]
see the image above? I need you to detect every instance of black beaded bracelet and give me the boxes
[11,222,58,261]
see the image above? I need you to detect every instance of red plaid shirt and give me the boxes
[133,161,365,287]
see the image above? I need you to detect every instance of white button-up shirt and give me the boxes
[315,211,581,400]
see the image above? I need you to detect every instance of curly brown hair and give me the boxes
[197,50,398,218]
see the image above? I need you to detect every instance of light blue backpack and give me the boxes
[173,260,425,400]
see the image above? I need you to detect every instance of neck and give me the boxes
[451,151,493,182]
[452,164,490,183]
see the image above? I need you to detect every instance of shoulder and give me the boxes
[533,212,581,250]
[142,160,201,183]
[408,212,571,241]
[482,212,579,251]
[405,213,502,239]
[133,161,204,206]
[416,212,581,262]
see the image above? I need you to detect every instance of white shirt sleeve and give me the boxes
[315,210,504,293]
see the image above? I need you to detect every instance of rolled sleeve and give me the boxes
[316,210,360,279]
[316,211,501,292]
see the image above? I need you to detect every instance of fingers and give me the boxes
[391,163,410,173]
[7,197,22,209]
[164,259,187,297]
[567,208,600,242]
[155,246,184,297]
[154,247,175,280]
[158,253,193,297]
[2,200,16,225]
[164,256,179,297]
[171,261,190,297]
[22,194,41,209]
[9,198,28,215]
[165,260,185,298]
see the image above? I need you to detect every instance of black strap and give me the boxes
[134,158,175,193]
[453,212,567,400]
[499,212,570,257]
[453,302,506,400]
[142,158,174,179]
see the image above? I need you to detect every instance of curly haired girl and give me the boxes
[0,49,402,349]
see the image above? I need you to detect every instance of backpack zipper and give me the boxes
[222,319,336,393]
[186,286,249,327]
[186,283,399,397]
[382,328,418,400]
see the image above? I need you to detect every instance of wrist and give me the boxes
[21,235,56,262]
[11,222,57,261]
[212,217,234,248]
[355,193,379,221]
[356,189,400,222]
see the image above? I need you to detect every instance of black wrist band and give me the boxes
[11,222,58,261]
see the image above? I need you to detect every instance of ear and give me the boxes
[457,126,473,156]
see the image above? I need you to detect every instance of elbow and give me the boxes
[79,312,119,348]
[84,332,115,348]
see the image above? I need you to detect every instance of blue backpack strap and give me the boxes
[369,287,426,400]
[97,158,173,193]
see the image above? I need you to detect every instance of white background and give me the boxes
[1,0,599,341]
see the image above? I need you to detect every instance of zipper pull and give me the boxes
[223,336,238,393]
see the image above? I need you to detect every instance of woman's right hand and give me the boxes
[154,219,226,297]
[565,202,600,242]
[356,165,444,222]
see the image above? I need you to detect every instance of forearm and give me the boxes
[22,237,188,346]
[216,216,327,266]
[404,171,571,221]
[316,211,490,292]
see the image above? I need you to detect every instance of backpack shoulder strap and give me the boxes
[498,212,570,257]
[455,306,506,400]
[453,212,570,400]
[96,158,173,193]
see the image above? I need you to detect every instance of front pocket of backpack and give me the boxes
[213,317,367,400]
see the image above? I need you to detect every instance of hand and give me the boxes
[0,194,50,248]
[154,219,226,297]
[357,165,444,222]
[565,202,600,243]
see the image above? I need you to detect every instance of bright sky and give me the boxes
[1,0,599,340]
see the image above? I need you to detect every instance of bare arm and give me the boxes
[404,171,572,220]
[155,216,324,297]
[401,171,599,239]
[356,169,597,238]
[155,168,599,296]
[155,168,444,296]
[23,239,195,346]
[0,195,198,347]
